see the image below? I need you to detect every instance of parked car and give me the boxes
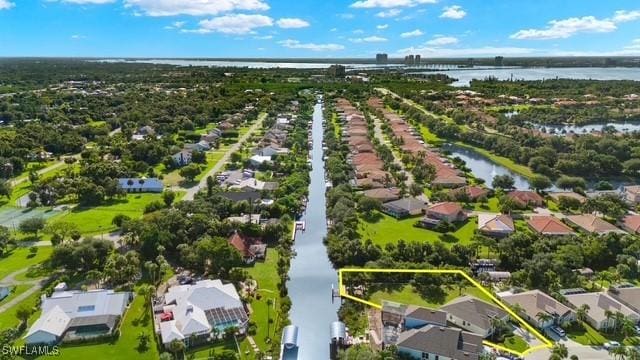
[604,341,621,350]
[635,325,640,335]
[550,326,566,337]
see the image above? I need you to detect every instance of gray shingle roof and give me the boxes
[397,325,482,360]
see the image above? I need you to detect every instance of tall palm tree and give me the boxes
[610,346,628,360]
[551,343,569,359]
[613,312,626,334]
[604,310,615,333]
[536,312,553,328]
[576,304,590,324]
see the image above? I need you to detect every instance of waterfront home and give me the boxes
[362,188,401,203]
[565,214,626,235]
[440,296,509,338]
[549,191,587,204]
[478,213,515,238]
[249,155,273,167]
[228,232,266,264]
[118,178,164,193]
[403,305,448,329]
[172,149,192,167]
[620,215,640,234]
[396,325,483,360]
[452,185,490,201]
[226,214,262,225]
[507,190,544,208]
[218,191,262,203]
[157,279,248,348]
[255,145,289,157]
[25,287,130,345]
[382,197,428,219]
[500,290,575,328]
[565,292,639,331]
[229,178,278,192]
[527,216,576,236]
[420,202,467,228]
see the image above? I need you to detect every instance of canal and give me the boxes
[286,99,339,359]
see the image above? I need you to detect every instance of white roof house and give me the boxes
[25,289,130,345]
[158,279,248,347]
[249,155,273,167]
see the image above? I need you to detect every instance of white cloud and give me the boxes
[70,34,87,39]
[276,18,310,29]
[164,21,186,29]
[376,9,402,18]
[624,38,640,50]
[254,35,273,40]
[510,16,617,40]
[353,29,365,34]
[0,0,14,10]
[425,35,458,45]
[400,29,423,38]
[184,14,273,35]
[279,39,344,51]
[612,10,640,23]
[396,45,535,57]
[351,0,436,9]
[350,35,388,43]
[123,0,269,17]
[330,27,338,32]
[440,5,466,19]
[377,24,389,29]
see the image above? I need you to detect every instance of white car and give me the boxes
[604,341,620,350]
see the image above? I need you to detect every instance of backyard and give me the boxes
[358,211,477,248]
[0,246,53,280]
[368,284,494,309]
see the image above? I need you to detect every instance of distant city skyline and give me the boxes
[0,0,639,58]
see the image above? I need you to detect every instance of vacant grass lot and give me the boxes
[0,246,53,280]
[53,194,163,235]
[358,211,477,248]
[368,284,493,309]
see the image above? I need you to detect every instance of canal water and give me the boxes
[286,100,339,359]
[534,122,640,135]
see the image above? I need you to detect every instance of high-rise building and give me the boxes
[495,56,504,66]
[327,64,346,77]
[376,53,388,64]
[405,55,415,66]
[415,55,421,66]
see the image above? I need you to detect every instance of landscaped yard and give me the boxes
[0,246,53,280]
[501,335,529,352]
[359,212,477,248]
[368,284,493,309]
[0,284,31,305]
[52,194,164,235]
[0,287,42,330]
[566,322,639,346]
[53,295,159,360]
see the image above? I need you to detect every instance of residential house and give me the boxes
[565,292,640,331]
[440,296,509,338]
[396,325,483,360]
[229,178,278,192]
[362,188,401,203]
[172,149,192,167]
[226,214,262,225]
[0,285,10,301]
[249,155,273,167]
[452,186,490,201]
[549,191,587,204]
[609,287,640,314]
[403,306,448,329]
[381,197,428,219]
[565,214,626,235]
[158,280,248,347]
[118,178,164,193]
[25,288,130,345]
[508,191,544,208]
[623,185,640,204]
[255,145,289,157]
[500,290,575,328]
[228,232,266,264]
[218,191,262,203]
[486,271,511,283]
[527,216,576,236]
[425,202,467,223]
[620,215,640,234]
[478,213,515,238]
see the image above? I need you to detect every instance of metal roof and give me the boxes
[282,325,299,349]
[330,321,346,340]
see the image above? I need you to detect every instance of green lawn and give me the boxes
[368,284,493,309]
[52,194,163,235]
[0,284,31,305]
[194,150,227,182]
[187,340,239,359]
[0,287,42,330]
[418,126,445,145]
[359,212,477,248]
[501,335,529,352]
[566,322,639,346]
[53,296,159,360]
[0,246,53,280]
[471,197,500,212]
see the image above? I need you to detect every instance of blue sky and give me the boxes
[0,0,639,58]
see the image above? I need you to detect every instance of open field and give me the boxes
[0,246,53,280]
[358,211,477,248]
[368,284,493,309]
[52,194,163,235]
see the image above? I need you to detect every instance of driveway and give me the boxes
[524,338,615,360]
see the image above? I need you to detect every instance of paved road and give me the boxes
[369,112,415,187]
[181,113,266,201]
[525,338,615,360]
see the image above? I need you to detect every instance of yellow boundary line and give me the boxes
[338,268,553,357]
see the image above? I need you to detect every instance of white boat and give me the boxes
[280,325,299,360]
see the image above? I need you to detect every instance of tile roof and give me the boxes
[621,215,640,233]
[428,202,464,216]
[478,214,515,232]
[566,214,625,234]
[527,216,575,235]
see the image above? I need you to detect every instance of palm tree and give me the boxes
[627,348,640,360]
[613,312,626,334]
[266,298,274,339]
[510,303,525,316]
[621,318,636,340]
[604,310,615,333]
[536,312,553,328]
[551,343,569,359]
[168,339,185,359]
[576,304,590,324]
[610,346,628,360]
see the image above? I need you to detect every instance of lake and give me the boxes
[95,58,402,70]
[423,67,640,86]
[286,99,339,359]
[534,122,640,135]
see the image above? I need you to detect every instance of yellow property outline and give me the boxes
[338,268,553,357]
